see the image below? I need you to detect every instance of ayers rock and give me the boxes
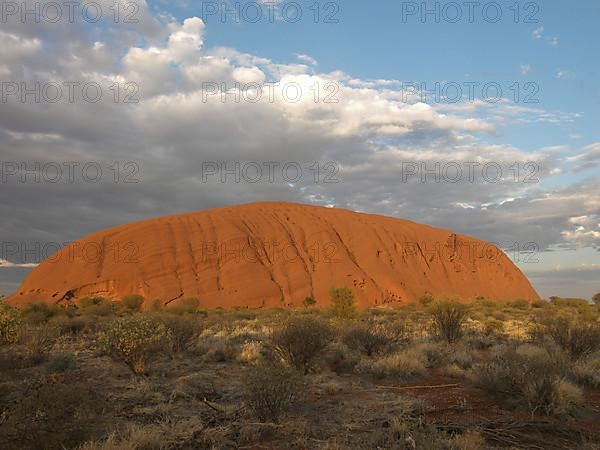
[6,202,539,308]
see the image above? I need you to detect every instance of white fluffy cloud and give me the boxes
[0,259,38,268]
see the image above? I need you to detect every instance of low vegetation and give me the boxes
[430,299,467,343]
[0,304,23,344]
[271,315,333,374]
[97,315,174,374]
[0,292,598,449]
[243,363,303,422]
[328,286,358,319]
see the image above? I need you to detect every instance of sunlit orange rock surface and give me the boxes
[6,202,539,308]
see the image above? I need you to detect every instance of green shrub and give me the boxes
[46,352,76,373]
[441,363,467,379]
[22,324,59,364]
[78,297,116,316]
[0,305,23,345]
[572,353,600,388]
[50,315,89,335]
[473,344,579,415]
[356,348,427,380]
[149,299,163,311]
[549,297,592,315]
[0,375,106,449]
[302,295,316,308]
[159,314,201,353]
[544,318,600,360]
[554,379,584,413]
[22,302,65,324]
[272,316,332,374]
[532,299,550,309]
[243,363,303,423]
[430,300,467,343]
[167,297,200,314]
[197,337,240,362]
[509,299,530,310]
[97,315,173,374]
[449,431,485,450]
[120,294,144,312]
[418,295,434,306]
[483,319,505,336]
[328,287,357,319]
[342,323,389,356]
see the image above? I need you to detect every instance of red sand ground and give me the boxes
[7,202,539,308]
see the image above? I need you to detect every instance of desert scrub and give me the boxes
[196,336,240,362]
[302,295,317,308]
[449,430,486,450]
[0,305,23,345]
[22,302,68,324]
[442,363,468,379]
[328,286,357,319]
[483,319,505,337]
[356,347,427,380]
[572,352,600,388]
[543,318,600,360]
[166,297,201,314]
[0,374,107,450]
[243,363,303,423]
[429,300,467,343]
[410,341,473,369]
[97,315,174,374]
[78,296,116,316]
[239,340,265,364]
[119,294,144,312]
[77,420,205,450]
[342,322,390,356]
[271,315,333,374]
[45,352,76,373]
[50,315,90,335]
[21,324,59,364]
[473,344,580,415]
[158,314,202,353]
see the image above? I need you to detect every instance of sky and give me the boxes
[0,0,598,300]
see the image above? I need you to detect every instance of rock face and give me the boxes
[7,202,539,308]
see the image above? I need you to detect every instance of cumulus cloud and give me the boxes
[562,215,600,249]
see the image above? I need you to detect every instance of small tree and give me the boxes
[329,287,357,319]
[343,323,389,356]
[430,300,467,344]
[120,294,144,312]
[160,315,202,353]
[78,296,116,316]
[243,363,302,423]
[418,295,434,307]
[271,316,332,374]
[593,292,600,305]
[302,295,316,308]
[545,318,600,360]
[168,297,200,314]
